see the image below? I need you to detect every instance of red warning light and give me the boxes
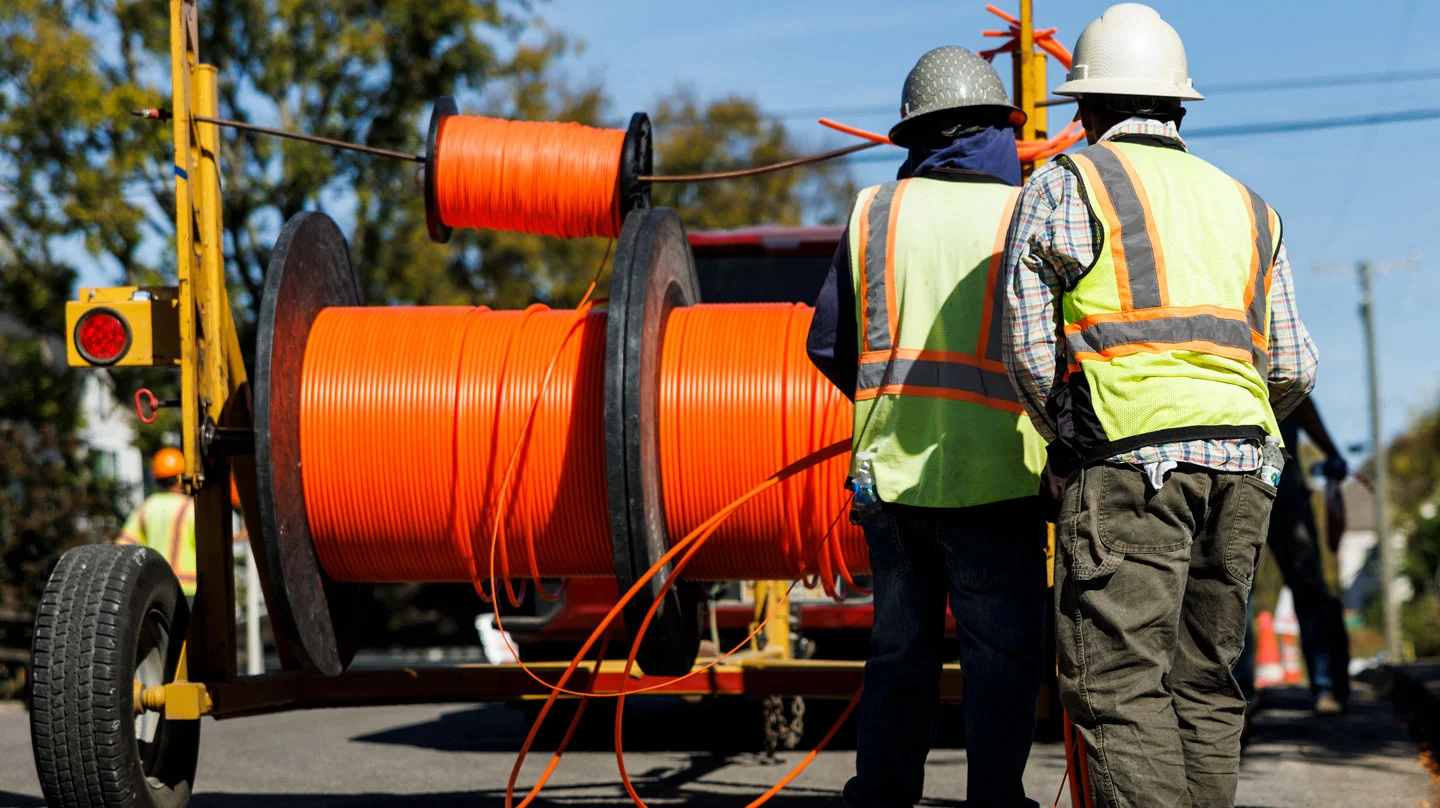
[74,308,131,365]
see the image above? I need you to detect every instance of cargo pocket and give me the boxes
[1225,474,1277,583]
[1059,468,1124,583]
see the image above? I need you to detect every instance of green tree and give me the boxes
[651,89,856,230]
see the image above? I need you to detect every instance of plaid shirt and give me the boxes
[1000,118,1318,472]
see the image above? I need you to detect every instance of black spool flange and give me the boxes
[616,112,653,227]
[424,96,458,244]
[254,211,371,676]
[604,207,704,678]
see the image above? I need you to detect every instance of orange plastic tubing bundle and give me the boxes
[299,302,869,590]
[303,305,615,584]
[433,115,626,239]
[660,303,864,586]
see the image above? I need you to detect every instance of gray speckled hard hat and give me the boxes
[889,46,1024,147]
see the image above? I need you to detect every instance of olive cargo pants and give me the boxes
[1055,465,1275,808]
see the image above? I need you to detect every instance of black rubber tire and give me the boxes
[30,544,198,808]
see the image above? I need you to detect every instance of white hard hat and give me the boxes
[1053,3,1203,101]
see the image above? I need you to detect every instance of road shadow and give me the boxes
[0,790,43,807]
[1240,685,1416,767]
[350,697,966,754]
[189,775,967,807]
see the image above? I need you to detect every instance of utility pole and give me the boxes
[1319,252,1420,660]
[1357,261,1401,660]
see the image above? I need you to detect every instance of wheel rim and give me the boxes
[133,606,170,779]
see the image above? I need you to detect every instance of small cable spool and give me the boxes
[424,95,652,243]
[256,208,865,677]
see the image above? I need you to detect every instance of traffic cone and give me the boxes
[1280,632,1304,684]
[1254,611,1284,689]
[1274,588,1305,685]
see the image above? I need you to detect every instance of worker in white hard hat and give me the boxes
[809,45,1048,808]
[998,4,1318,806]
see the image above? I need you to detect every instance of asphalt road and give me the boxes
[0,685,1429,807]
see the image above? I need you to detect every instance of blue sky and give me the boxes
[545,0,1440,459]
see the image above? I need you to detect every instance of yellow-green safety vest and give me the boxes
[119,491,197,595]
[849,174,1045,508]
[1050,135,1282,467]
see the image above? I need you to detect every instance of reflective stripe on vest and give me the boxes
[169,497,195,590]
[856,350,1020,410]
[1239,183,1277,379]
[847,176,1045,508]
[1055,139,1282,461]
[855,181,907,353]
[1063,305,1255,367]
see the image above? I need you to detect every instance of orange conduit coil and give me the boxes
[433,115,628,239]
[300,302,867,588]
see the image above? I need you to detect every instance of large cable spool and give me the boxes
[254,208,863,677]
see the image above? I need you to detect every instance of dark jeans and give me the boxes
[844,499,1048,808]
[1234,496,1351,703]
[1055,465,1274,808]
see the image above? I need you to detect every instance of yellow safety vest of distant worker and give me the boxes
[1051,137,1283,465]
[848,175,1045,508]
[117,447,197,595]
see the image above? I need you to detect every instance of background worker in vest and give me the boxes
[808,46,1048,808]
[1000,5,1317,806]
[118,447,197,596]
[1235,396,1352,716]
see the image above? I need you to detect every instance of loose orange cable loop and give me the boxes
[608,460,860,808]
[435,115,627,239]
[502,440,851,807]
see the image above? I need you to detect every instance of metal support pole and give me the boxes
[245,542,263,675]
[1359,261,1401,659]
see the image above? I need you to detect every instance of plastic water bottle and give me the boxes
[847,452,881,522]
[1260,435,1285,488]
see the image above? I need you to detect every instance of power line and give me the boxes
[1185,106,1440,138]
[837,106,1440,163]
[1316,0,1421,258]
[764,66,1440,122]
[1207,67,1440,94]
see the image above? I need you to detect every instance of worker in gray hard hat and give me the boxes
[999,4,1317,807]
[808,45,1048,808]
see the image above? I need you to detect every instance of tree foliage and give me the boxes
[651,89,855,230]
[0,0,856,658]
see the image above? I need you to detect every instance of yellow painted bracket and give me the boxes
[135,681,213,720]
[749,581,793,660]
[170,0,245,486]
[65,286,181,368]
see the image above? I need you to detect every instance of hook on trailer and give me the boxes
[135,388,180,424]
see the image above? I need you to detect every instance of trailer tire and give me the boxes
[30,544,199,808]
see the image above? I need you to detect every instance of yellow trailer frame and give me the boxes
[59,0,1064,754]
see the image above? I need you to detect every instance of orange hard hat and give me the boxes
[152,447,185,480]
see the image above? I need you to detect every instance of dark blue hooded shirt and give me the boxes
[805,126,1022,400]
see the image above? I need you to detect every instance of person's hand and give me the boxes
[1038,461,1068,523]
[1322,455,1349,481]
[1325,478,1347,553]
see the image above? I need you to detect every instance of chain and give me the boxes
[761,694,805,757]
